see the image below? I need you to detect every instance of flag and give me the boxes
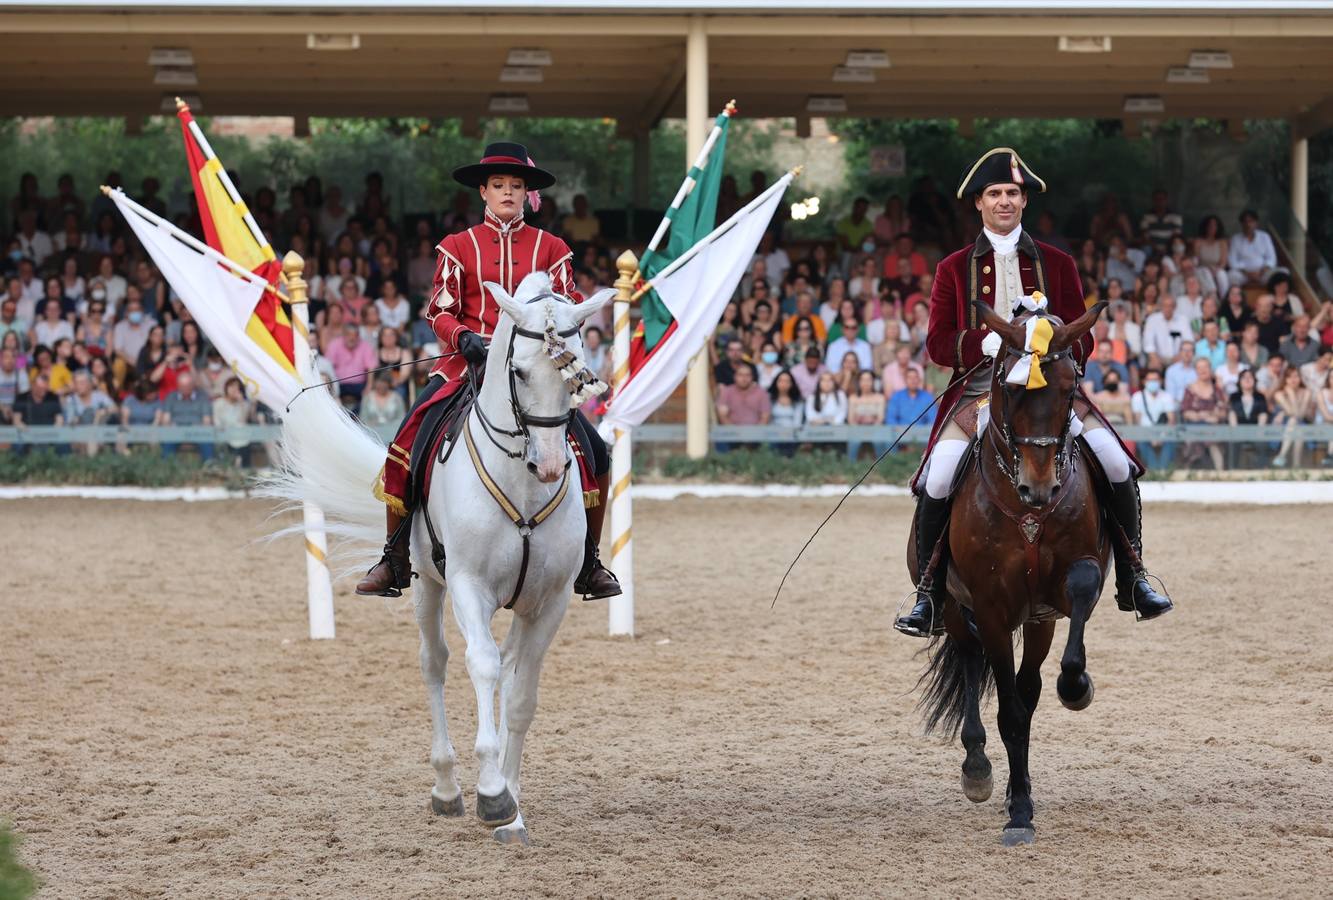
[177,100,296,376]
[600,173,792,433]
[112,190,301,413]
[635,109,731,357]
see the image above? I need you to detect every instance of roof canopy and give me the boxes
[4,4,1333,136]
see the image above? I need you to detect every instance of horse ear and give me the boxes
[483,281,524,322]
[971,301,1024,347]
[1050,301,1107,352]
[571,288,615,325]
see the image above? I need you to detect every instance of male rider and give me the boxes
[894,148,1172,638]
[356,143,620,601]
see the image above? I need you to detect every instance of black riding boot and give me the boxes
[355,507,416,597]
[574,471,622,601]
[894,494,952,638]
[1108,479,1173,621]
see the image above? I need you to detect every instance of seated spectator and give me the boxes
[873,196,910,248]
[906,300,931,363]
[1271,366,1315,467]
[1220,284,1251,335]
[60,368,114,455]
[848,256,881,303]
[562,194,601,245]
[739,258,772,303]
[825,310,872,373]
[835,197,875,263]
[1090,369,1132,424]
[804,370,847,427]
[781,291,826,344]
[1194,320,1228,371]
[0,295,27,350]
[717,361,771,427]
[31,298,74,349]
[196,349,231,399]
[882,255,920,302]
[324,323,378,406]
[1106,301,1142,366]
[359,304,383,346]
[1268,272,1305,320]
[882,233,927,280]
[88,255,128,317]
[0,345,29,414]
[359,373,407,428]
[1228,368,1269,467]
[1083,341,1129,393]
[713,338,745,387]
[1228,209,1279,286]
[1139,189,1183,255]
[12,371,64,453]
[768,369,803,456]
[1135,368,1178,472]
[881,344,924,398]
[1194,214,1230,297]
[885,366,934,455]
[756,230,791,285]
[750,300,782,347]
[1031,209,1070,254]
[807,243,843,288]
[375,279,411,332]
[1165,341,1198,403]
[1142,294,1195,370]
[1316,368,1333,466]
[1236,321,1269,371]
[582,325,609,384]
[832,350,862,396]
[754,340,783,391]
[1279,316,1320,369]
[1313,299,1333,350]
[160,370,214,461]
[337,275,370,324]
[29,343,72,396]
[1169,259,1217,307]
[1301,349,1332,396]
[845,370,886,462]
[1256,354,1287,402]
[1179,358,1228,470]
[1251,294,1290,357]
[1104,235,1142,289]
[119,378,161,454]
[406,237,437,301]
[1215,341,1247,396]
[783,319,822,370]
[112,294,154,385]
[1090,193,1134,247]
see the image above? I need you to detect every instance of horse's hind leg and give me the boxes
[1057,559,1102,711]
[414,577,463,816]
[958,633,993,803]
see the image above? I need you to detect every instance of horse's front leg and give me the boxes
[1016,619,1054,792]
[1057,559,1103,711]
[450,577,516,828]
[977,616,1036,845]
[414,577,464,817]
[492,590,570,846]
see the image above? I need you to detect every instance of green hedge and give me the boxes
[0,823,38,900]
[0,449,250,489]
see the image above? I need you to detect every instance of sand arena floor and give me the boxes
[1,495,1330,898]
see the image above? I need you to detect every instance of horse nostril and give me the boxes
[1053,481,1062,493]
[526,462,538,474]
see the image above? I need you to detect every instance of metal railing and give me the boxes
[2,423,1331,446]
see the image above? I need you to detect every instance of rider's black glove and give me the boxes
[458,330,488,367]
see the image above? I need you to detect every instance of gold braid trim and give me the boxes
[372,465,408,517]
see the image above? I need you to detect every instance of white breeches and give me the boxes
[924,410,1131,500]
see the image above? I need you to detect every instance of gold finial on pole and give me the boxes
[614,250,640,305]
[99,185,113,196]
[792,165,805,179]
[725,99,738,116]
[175,96,187,111]
[281,250,308,305]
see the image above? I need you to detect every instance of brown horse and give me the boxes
[909,300,1111,846]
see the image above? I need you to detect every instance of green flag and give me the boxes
[638,111,730,352]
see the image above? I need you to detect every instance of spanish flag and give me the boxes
[177,99,296,375]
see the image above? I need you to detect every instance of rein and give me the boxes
[470,321,580,464]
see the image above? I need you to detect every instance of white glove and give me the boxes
[981,330,1003,359]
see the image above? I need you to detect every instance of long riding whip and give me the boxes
[284,352,460,412]
[771,359,989,609]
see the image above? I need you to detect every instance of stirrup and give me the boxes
[1116,570,1172,621]
[893,585,944,638]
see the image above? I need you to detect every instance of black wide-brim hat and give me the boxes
[452,141,556,191]
[956,147,1046,199]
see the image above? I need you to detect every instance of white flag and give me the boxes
[601,173,792,433]
[112,190,302,412]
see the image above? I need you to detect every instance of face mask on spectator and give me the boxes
[9,250,21,261]
[208,360,223,372]
[128,311,144,325]
[1105,379,1120,392]
[1145,380,1161,394]
[91,288,106,301]
[861,239,875,253]
[762,351,778,365]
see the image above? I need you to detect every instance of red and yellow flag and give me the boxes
[177,100,296,375]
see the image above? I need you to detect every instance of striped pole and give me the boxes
[282,251,336,641]
[607,250,639,637]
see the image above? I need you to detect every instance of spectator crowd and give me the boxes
[1,167,1332,471]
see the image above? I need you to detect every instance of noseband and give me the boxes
[988,343,1080,490]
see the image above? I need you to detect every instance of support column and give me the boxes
[685,13,711,459]
[1292,132,1309,279]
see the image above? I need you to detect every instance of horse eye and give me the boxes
[513,367,528,382]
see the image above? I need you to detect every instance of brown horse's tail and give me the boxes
[917,636,992,738]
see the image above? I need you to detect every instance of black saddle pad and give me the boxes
[405,380,475,510]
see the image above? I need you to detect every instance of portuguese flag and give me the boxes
[177,100,296,375]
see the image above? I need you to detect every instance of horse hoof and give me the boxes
[493,825,530,847]
[430,792,465,817]
[961,770,993,803]
[476,789,519,827]
[1001,827,1036,847]
[1058,672,1095,711]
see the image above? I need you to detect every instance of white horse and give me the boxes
[267,272,613,846]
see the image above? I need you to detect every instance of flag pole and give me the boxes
[608,250,639,638]
[640,100,736,267]
[282,251,336,641]
[631,167,800,300]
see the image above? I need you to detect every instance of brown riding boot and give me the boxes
[574,471,622,601]
[356,507,415,597]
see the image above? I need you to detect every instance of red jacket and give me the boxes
[427,209,582,381]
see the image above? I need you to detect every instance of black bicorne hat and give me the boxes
[452,141,556,190]
[956,147,1046,199]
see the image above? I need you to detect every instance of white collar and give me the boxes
[484,207,526,236]
[984,224,1022,256]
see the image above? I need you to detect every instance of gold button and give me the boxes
[983,265,991,274]
[982,285,991,294]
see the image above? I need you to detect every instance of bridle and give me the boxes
[986,337,1080,492]
[470,318,580,470]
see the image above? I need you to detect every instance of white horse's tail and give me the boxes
[255,379,388,579]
